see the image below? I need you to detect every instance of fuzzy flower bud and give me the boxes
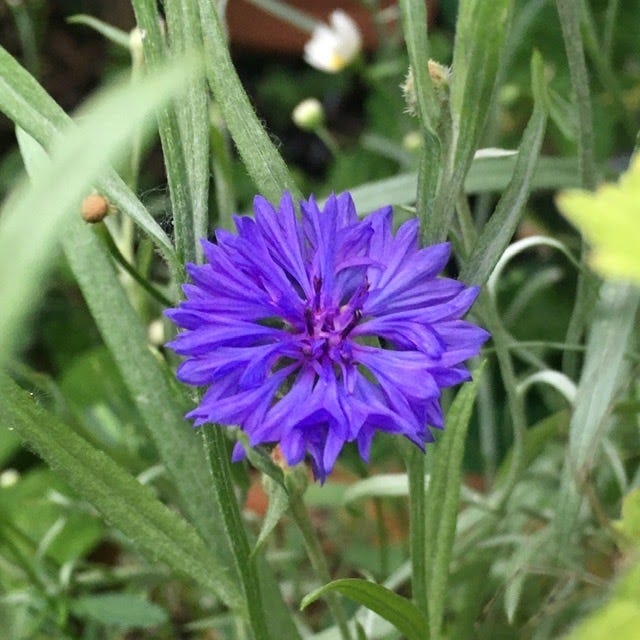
[81,194,111,223]
[428,59,451,86]
[292,98,325,132]
[304,10,362,73]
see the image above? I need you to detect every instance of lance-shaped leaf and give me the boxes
[301,578,429,640]
[0,373,243,612]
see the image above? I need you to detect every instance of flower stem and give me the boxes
[373,497,390,577]
[288,489,352,640]
[202,426,272,640]
[479,295,527,504]
[404,443,429,617]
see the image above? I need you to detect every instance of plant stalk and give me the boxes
[288,489,353,640]
[202,426,272,640]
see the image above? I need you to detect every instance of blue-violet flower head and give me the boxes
[166,192,489,481]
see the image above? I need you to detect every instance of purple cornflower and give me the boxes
[166,192,489,481]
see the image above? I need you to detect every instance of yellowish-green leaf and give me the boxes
[556,156,640,284]
[563,564,640,639]
[614,488,640,548]
[564,601,640,640]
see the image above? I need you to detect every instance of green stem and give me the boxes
[198,0,302,202]
[603,0,620,64]
[373,497,390,577]
[398,0,442,223]
[455,192,476,255]
[288,490,352,640]
[202,426,272,640]
[97,225,173,307]
[128,30,145,194]
[478,296,527,504]
[405,444,428,615]
[317,126,340,156]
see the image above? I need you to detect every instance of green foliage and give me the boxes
[0,0,639,638]
[70,593,168,630]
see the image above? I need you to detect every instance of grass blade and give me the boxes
[555,0,600,378]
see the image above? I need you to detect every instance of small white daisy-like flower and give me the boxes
[304,10,362,73]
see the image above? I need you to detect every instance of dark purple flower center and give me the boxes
[300,276,369,366]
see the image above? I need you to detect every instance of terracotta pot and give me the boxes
[226,0,438,53]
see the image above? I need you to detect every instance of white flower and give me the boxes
[304,10,362,73]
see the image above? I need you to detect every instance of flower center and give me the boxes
[301,277,368,364]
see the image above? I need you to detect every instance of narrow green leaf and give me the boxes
[346,155,578,216]
[164,0,211,256]
[244,0,319,33]
[449,0,512,154]
[67,14,131,49]
[461,53,548,287]
[426,0,513,244]
[0,373,243,611]
[555,282,640,553]
[425,362,485,639]
[556,0,599,379]
[301,578,429,640]
[555,0,597,191]
[251,476,289,558]
[197,0,301,202]
[0,57,197,363]
[130,0,197,265]
[17,131,238,583]
[0,46,175,265]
